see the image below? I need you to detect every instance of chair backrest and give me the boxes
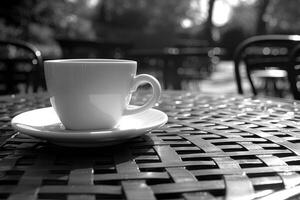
[288,43,300,100]
[234,35,300,96]
[0,39,43,94]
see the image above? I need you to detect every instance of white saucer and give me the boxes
[11,107,168,147]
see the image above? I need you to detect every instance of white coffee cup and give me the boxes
[44,59,161,130]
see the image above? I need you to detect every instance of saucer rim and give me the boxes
[11,107,168,146]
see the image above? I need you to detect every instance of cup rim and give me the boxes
[44,59,137,64]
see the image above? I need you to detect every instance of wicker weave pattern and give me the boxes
[1,92,300,199]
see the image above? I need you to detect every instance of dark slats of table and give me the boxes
[2,92,300,199]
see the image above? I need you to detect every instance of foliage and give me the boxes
[0,0,96,41]
[93,0,204,47]
[264,0,300,33]
[2,0,300,56]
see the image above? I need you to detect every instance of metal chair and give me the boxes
[0,39,44,94]
[234,35,300,97]
[288,43,300,100]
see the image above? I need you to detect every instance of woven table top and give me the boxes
[1,91,300,200]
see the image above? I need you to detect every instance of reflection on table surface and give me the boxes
[2,91,300,199]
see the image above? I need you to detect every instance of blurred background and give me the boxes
[1,0,300,97]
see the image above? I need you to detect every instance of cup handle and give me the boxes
[123,74,161,115]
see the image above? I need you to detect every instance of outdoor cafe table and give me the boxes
[2,91,300,199]
[128,47,220,90]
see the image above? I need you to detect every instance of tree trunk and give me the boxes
[204,0,216,44]
[256,0,270,35]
